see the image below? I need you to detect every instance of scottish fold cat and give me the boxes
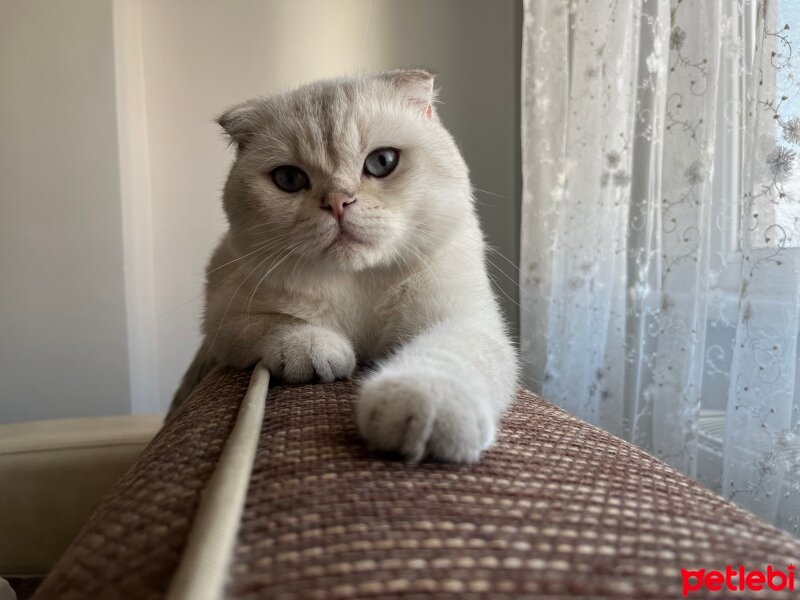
[172,69,518,463]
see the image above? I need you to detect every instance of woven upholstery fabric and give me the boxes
[229,381,800,599]
[33,368,251,600]
[34,369,800,599]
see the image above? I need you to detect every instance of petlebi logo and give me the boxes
[682,565,795,597]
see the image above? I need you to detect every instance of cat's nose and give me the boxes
[321,193,356,221]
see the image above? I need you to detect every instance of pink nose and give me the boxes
[322,193,356,220]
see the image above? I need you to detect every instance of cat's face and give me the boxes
[219,70,470,273]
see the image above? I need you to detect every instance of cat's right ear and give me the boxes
[217,99,262,152]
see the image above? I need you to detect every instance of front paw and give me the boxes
[356,374,495,463]
[264,325,355,383]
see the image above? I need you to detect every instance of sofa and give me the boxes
[11,365,800,599]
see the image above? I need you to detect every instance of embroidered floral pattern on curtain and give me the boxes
[521,0,800,533]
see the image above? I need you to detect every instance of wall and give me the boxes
[0,1,131,422]
[0,0,521,420]
[139,0,522,407]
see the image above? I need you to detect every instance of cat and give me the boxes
[171,69,518,463]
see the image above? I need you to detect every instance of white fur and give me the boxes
[172,70,518,463]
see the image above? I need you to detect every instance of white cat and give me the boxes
[172,69,518,463]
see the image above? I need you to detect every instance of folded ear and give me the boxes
[381,69,437,119]
[216,98,264,151]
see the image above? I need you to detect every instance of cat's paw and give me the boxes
[356,373,495,463]
[264,325,355,383]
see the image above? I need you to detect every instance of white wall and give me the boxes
[1,0,521,420]
[0,1,131,423]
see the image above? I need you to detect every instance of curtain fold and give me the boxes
[522,0,800,534]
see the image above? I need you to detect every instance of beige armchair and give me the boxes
[0,414,163,577]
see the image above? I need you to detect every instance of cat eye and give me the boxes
[271,165,310,193]
[364,148,399,178]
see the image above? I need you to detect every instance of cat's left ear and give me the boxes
[217,98,263,151]
[381,69,437,120]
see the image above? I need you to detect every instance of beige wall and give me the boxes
[1,0,521,419]
[0,1,131,422]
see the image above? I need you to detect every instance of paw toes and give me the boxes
[312,359,335,383]
[312,349,355,382]
[357,378,436,461]
[430,397,494,463]
[357,374,495,464]
[266,326,355,383]
[282,354,314,382]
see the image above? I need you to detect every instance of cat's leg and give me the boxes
[211,315,356,383]
[357,317,517,463]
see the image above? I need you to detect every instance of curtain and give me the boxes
[521,0,800,534]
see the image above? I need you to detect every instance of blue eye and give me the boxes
[364,148,399,178]
[271,166,310,192]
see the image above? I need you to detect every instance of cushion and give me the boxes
[0,414,162,576]
[33,368,800,599]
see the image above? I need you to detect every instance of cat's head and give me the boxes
[218,70,471,273]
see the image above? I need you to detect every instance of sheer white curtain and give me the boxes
[521,0,800,533]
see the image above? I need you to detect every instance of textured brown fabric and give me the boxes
[34,370,800,599]
[228,381,800,599]
[33,368,251,600]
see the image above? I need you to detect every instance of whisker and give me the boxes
[244,240,305,325]
[207,234,293,274]
[471,186,509,199]
[202,246,285,363]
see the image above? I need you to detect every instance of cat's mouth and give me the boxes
[325,227,372,251]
